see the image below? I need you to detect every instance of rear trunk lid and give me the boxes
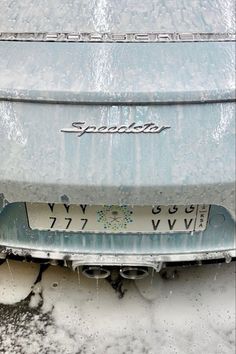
[0,0,235,214]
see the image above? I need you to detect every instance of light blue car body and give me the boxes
[0,0,235,268]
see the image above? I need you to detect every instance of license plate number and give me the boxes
[26,203,210,233]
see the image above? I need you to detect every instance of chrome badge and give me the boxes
[61,122,170,137]
[0,32,235,43]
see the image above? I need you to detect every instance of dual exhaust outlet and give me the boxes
[81,265,149,280]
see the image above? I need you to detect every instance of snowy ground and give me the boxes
[0,260,235,354]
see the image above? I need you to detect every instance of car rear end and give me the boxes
[0,0,235,278]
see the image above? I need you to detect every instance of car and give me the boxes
[0,0,235,280]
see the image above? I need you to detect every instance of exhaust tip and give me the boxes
[120,266,149,280]
[82,266,110,279]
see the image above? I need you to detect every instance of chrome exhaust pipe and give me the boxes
[120,266,149,280]
[82,266,110,279]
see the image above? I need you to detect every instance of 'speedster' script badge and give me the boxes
[61,122,170,137]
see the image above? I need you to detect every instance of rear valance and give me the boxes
[0,41,235,104]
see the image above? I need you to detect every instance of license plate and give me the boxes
[26,203,210,234]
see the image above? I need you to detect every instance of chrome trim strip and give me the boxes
[0,32,235,43]
[1,247,235,270]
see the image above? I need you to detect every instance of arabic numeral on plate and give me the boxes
[184,218,194,229]
[65,217,72,229]
[168,219,176,230]
[81,218,88,230]
[49,216,56,228]
[151,219,161,230]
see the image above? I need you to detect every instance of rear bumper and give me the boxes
[1,248,236,270]
[0,202,235,267]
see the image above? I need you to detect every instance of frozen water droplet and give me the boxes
[96,278,99,302]
[6,259,14,283]
[225,254,232,264]
[150,268,155,286]
[77,268,81,286]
